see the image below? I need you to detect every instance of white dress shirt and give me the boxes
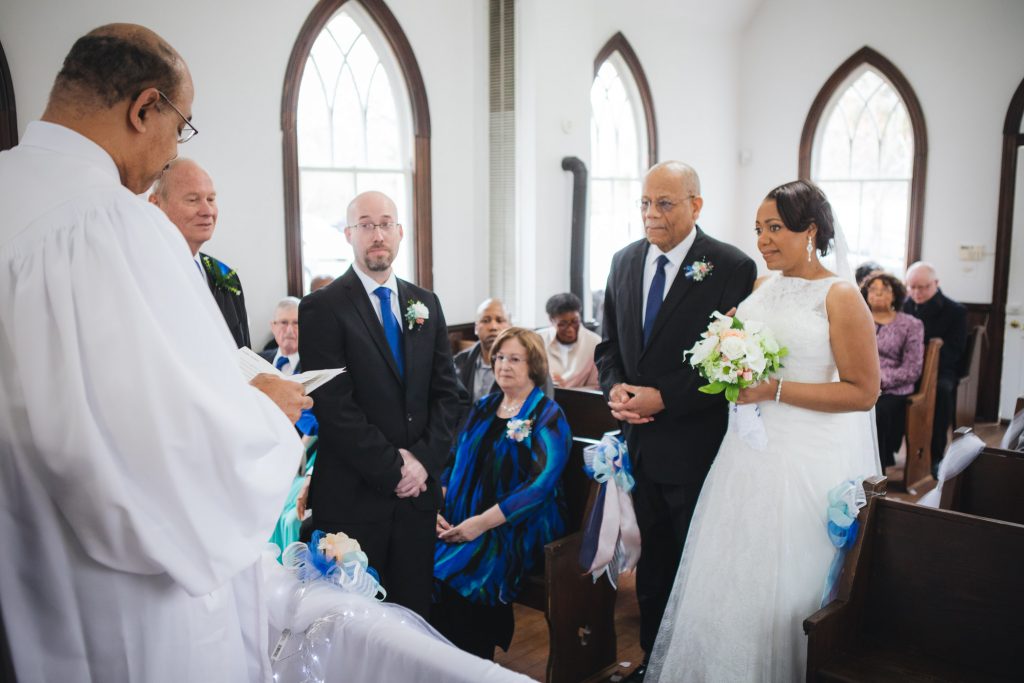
[641,228,698,327]
[352,264,403,332]
[272,351,301,375]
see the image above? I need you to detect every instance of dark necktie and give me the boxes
[374,286,405,379]
[275,356,290,372]
[643,254,669,347]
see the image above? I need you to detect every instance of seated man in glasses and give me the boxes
[539,292,600,389]
[150,158,251,348]
[261,296,318,438]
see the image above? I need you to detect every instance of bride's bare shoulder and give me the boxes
[752,274,772,291]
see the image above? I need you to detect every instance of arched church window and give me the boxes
[588,33,657,317]
[800,47,927,276]
[1,40,17,151]
[283,0,431,294]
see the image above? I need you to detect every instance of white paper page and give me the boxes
[237,347,345,392]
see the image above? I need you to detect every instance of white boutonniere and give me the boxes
[506,418,532,442]
[404,299,429,331]
[684,258,714,282]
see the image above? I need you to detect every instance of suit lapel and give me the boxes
[342,268,403,384]
[397,279,416,390]
[624,241,647,361]
[642,227,710,356]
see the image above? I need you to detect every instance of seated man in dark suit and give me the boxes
[903,261,968,472]
[150,158,251,348]
[453,298,553,429]
[261,296,317,438]
[260,297,302,373]
[453,298,511,405]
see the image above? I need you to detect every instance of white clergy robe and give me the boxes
[0,122,301,682]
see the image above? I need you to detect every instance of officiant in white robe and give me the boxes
[0,24,308,682]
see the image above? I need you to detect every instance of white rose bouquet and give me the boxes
[684,311,787,449]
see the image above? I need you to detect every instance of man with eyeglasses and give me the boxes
[903,261,967,473]
[151,157,252,348]
[539,292,600,388]
[299,190,461,620]
[595,161,756,682]
[0,24,310,682]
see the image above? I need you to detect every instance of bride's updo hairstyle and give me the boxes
[765,180,836,256]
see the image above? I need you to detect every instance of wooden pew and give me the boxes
[939,444,1024,525]
[955,325,986,429]
[515,437,616,683]
[900,338,943,494]
[804,492,1024,681]
[554,387,618,440]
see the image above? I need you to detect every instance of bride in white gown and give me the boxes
[647,180,881,682]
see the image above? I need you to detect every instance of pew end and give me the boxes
[900,338,943,494]
[514,436,617,683]
[805,492,1024,681]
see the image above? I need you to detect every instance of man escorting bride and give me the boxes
[647,179,881,681]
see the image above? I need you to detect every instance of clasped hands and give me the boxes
[608,383,664,424]
[395,448,428,498]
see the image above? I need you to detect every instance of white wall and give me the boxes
[3,0,1021,340]
[736,0,1024,304]
[516,0,745,326]
[0,0,488,344]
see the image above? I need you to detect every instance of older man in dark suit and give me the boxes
[596,161,756,681]
[299,191,461,618]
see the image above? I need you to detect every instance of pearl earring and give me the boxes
[806,236,813,262]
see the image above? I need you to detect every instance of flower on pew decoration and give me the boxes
[506,418,532,442]
[820,479,867,607]
[583,433,635,493]
[280,530,386,601]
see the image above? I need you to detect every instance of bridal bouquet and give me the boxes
[684,312,787,449]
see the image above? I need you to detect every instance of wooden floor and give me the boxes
[494,421,1008,682]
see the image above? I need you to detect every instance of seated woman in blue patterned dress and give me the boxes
[432,327,571,660]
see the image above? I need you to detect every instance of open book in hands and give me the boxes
[237,346,346,393]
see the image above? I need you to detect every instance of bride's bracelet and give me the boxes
[774,378,784,403]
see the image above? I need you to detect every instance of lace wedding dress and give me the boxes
[647,273,880,682]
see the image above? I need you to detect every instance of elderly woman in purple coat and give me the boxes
[862,271,925,468]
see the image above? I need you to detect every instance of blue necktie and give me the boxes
[643,255,669,347]
[275,355,289,372]
[374,286,405,379]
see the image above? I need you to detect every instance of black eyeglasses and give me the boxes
[157,91,198,144]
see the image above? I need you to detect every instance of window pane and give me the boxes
[297,8,414,290]
[814,68,914,276]
[589,52,648,315]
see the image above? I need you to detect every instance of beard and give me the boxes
[364,248,394,271]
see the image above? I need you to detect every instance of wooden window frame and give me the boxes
[1,41,17,151]
[281,0,432,294]
[982,75,1024,420]
[798,46,928,268]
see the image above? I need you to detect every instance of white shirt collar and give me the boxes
[647,227,698,267]
[274,351,300,371]
[352,264,398,300]
[22,121,121,184]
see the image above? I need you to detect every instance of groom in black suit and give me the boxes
[299,191,461,618]
[596,162,756,680]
